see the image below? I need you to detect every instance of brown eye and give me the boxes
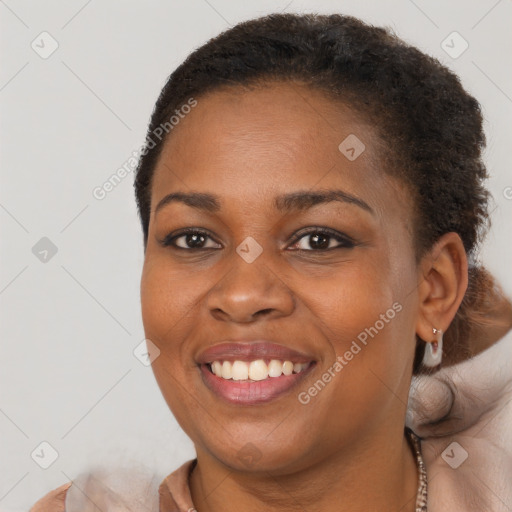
[306,233,330,249]
[289,228,355,251]
[177,233,207,248]
[160,229,222,250]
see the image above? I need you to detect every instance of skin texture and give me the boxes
[140,82,468,512]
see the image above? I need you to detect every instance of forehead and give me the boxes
[150,81,404,214]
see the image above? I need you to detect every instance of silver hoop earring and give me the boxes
[422,327,443,367]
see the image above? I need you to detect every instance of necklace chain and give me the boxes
[405,427,428,511]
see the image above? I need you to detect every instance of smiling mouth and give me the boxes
[206,358,313,381]
[199,359,316,405]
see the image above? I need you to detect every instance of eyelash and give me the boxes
[160,228,220,250]
[159,227,356,252]
[289,227,355,251]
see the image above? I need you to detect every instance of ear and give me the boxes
[416,232,468,343]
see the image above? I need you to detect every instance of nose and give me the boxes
[205,252,295,324]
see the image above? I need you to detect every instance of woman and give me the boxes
[31,12,512,512]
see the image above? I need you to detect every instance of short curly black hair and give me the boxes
[134,13,499,373]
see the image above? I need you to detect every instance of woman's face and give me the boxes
[141,82,421,473]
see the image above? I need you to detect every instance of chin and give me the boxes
[197,429,318,475]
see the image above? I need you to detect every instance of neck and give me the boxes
[189,426,418,512]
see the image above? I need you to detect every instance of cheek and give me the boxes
[274,265,416,459]
[306,251,416,399]
[309,259,397,336]
[140,255,199,339]
[140,257,204,431]
[139,255,202,402]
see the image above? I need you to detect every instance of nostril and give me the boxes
[255,308,274,317]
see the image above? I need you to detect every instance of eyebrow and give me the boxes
[155,192,221,214]
[274,189,373,214]
[154,189,373,215]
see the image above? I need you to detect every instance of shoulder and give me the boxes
[29,482,72,512]
[408,330,512,511]
[29,464,166,512]
[407,328,512,436]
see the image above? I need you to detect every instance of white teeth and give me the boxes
[221,361,232,379]
[268,359,283,377]
[282,361,293,376]
[212,361,222,376]
[232,360,249,380]
[248,360,268,381]
[209,359,310,380]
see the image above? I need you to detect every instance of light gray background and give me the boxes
[1,1,511,510]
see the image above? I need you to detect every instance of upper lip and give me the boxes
[196,341,315,364]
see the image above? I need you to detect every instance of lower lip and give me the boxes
[199,363,315,405]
